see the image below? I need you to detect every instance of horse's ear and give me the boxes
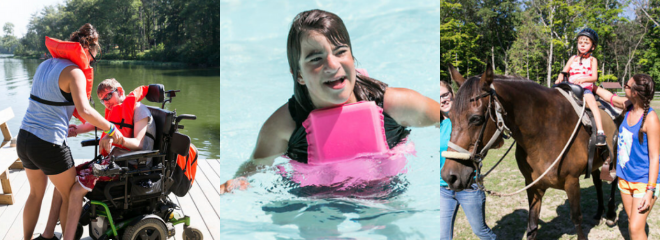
[480,62,494,90]
[448,64,465,87]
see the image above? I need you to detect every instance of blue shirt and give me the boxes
[617,107,660,184]
[439,118,452,187]
[20,58,77,145]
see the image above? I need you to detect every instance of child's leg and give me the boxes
[42,190,62,238]
[583,93,604,131]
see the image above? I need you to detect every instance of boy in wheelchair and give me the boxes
[37,79,157,240]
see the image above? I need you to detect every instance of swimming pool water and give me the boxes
[220,0,440,238]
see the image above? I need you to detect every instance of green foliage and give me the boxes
[600,74,618,83]
[441,1,484,80]
[442,0,657,89]
[1,23,19,53]
[14,0,218,67]
[638,0,660,89]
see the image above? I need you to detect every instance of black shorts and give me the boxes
[17,129,74,175]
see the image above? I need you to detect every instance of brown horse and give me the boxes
[441,65,618,240]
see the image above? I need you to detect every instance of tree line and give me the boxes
[441,0,660,89]
[1,0,219,67]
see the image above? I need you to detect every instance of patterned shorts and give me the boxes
[618,178,660,198]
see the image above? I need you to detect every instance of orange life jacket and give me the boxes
[172,144,198,197]
[44,36,94,123]
[100,85,149,156]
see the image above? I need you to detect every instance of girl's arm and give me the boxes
[220,103,295,193]
[639,111,660,212]
[383,87,441,127]
[592,85,630,109]
[556,56,575,84]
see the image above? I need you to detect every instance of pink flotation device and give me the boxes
[304,101,389,165]
[278,68,415,188]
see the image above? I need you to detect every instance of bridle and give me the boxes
[442,84,587,197]
[442,85,513,189]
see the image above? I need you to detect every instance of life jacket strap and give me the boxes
[30,94,74,106]
[110,119,134,130]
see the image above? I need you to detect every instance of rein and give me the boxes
[441,85,587,197]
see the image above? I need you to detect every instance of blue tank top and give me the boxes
[20,58,77,145]
[439,118,452,187]
[617,107,660,184]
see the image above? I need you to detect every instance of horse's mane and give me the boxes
[453,74,542,113]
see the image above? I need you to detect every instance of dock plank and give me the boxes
[0,169,29,240]
[175,191,215,240]
[1,160,219,240]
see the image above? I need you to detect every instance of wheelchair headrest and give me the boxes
[146,84,165,103]
[171,132,191,156]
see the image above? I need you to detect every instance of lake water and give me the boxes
[0,54,220,159]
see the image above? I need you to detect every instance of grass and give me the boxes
[452,100,660,240]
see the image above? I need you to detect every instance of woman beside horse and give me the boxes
[594,74,659,240]
[439,80,496,239]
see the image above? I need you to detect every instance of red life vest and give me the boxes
[44,36,94,123]
[100,85,149,156]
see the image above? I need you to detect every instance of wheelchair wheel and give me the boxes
[122,218,167,240]
[183,226,203,240]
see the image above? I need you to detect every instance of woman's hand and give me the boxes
[99,135,114,153]
[68,124,78,137]
[219,177,250,194]
[638,190,655,213]
[109,129,125,145]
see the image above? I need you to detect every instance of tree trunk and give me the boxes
[546,6,554,87]
[492,46,495,72]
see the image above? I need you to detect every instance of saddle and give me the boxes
[553,83,622,181]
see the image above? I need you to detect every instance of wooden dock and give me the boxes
[0,159,220,240]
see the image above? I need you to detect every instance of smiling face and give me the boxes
[297,31,356,109]
[440,84,453,114]
[577,36,594,55]
[98,87,124,109]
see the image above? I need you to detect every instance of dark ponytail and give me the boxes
[69,23,99,52]
[631,74,655,144]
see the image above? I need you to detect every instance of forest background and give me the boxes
[441,0,660,89]
[0,0,219,67]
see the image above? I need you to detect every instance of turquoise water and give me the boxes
[0,54,220,159]
[220,0,440,239]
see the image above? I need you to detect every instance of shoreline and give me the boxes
[2,55,216,68]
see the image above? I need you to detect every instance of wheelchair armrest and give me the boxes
[81,138,100,147]
[112,150,161,162]
[176,114,196,122]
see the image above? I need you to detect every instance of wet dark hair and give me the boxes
[630,73,655,143]
[69,23,100,52]
[286,9,387,112]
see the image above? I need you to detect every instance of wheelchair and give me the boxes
[73,84,203,240]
